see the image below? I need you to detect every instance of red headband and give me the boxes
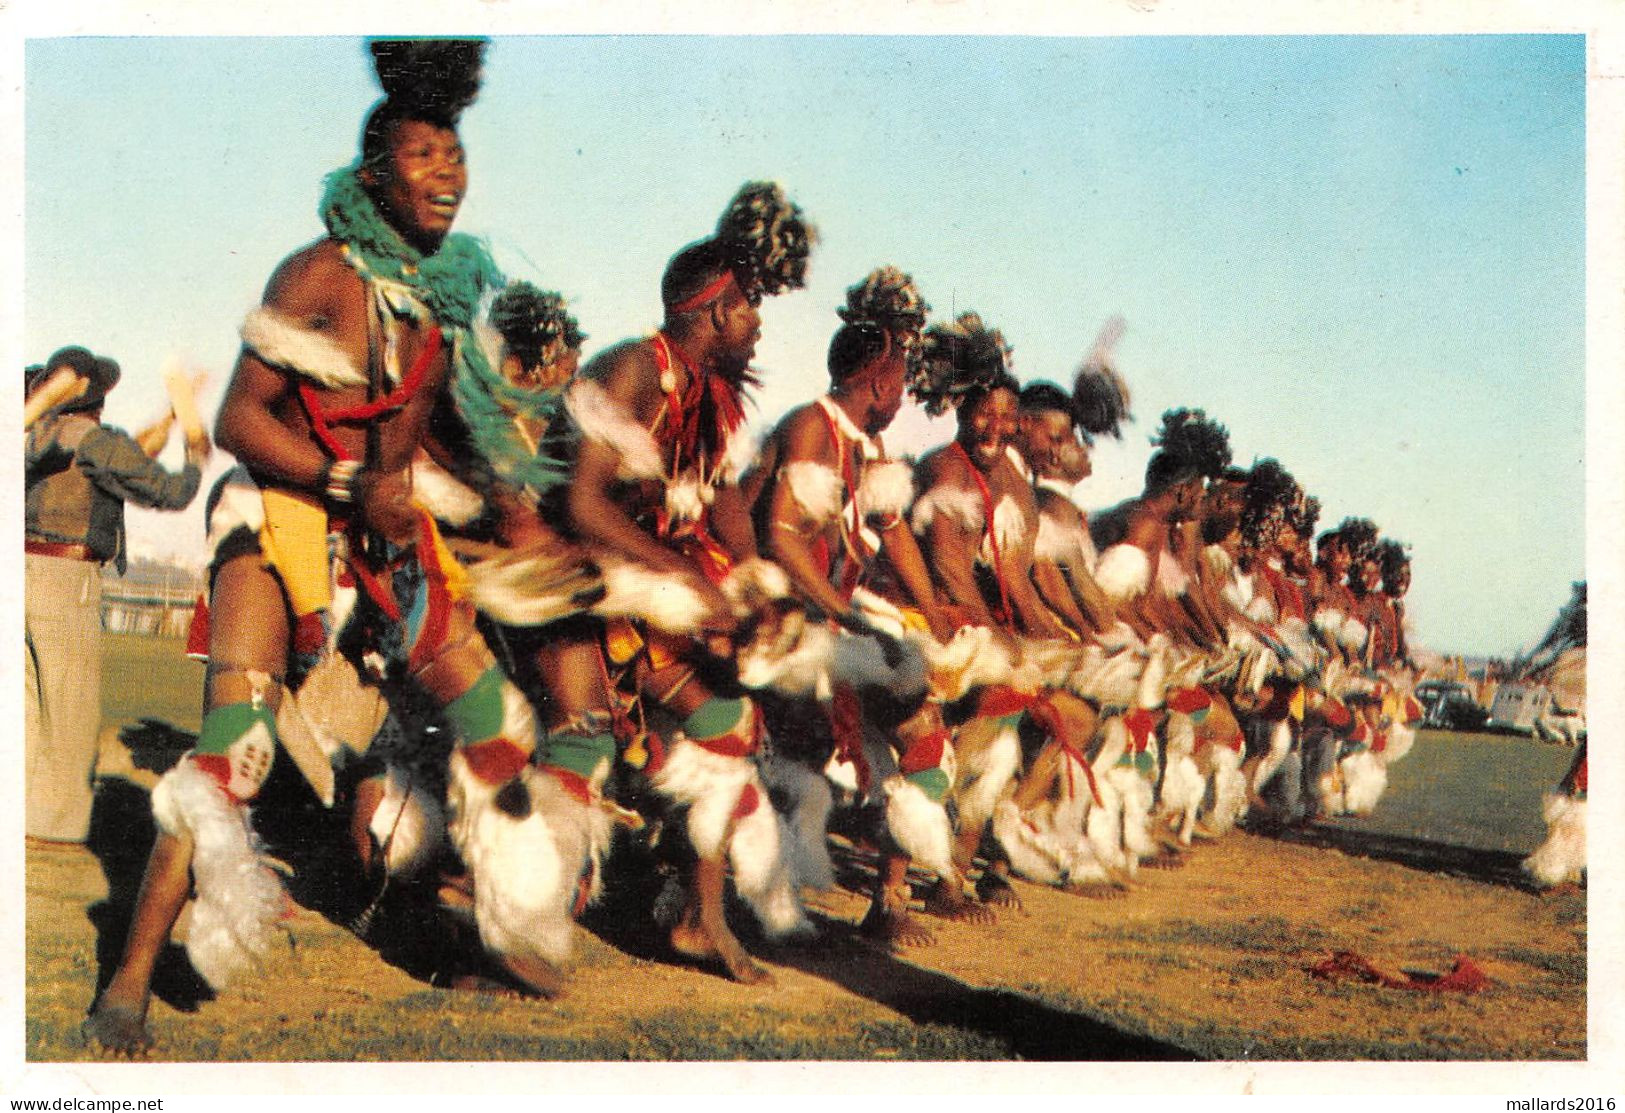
[666,271,734,315]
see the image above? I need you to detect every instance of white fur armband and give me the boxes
[410,455,486,527]
[910,484,984,536]
[990,495,1029,554]
[721,557,791,614]
[1313,607,1347,637]
[1094,543,1152,603]
[1339,617,1369,652]
[564,379,665,481]
[593,560,711,634]
[241,307,367,391]
[858,460,915,523]
[1035,511,1084,566]
[782,461,844,526]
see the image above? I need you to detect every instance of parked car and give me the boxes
[1414,680,1489,732]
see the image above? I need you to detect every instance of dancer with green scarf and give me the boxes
[88,39,595,1056]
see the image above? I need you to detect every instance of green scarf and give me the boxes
[319,165,568,494]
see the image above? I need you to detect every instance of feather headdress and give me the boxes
[449,284,579,494]
[1147,408,1231,490]
[715,181,817,302]
[1375,538,1411,591]
[1239,458,1300,555]
[1290,493,1322,539]
[489,281,585,381]
[839,266,930,339]
[368,38,487,127]
[1336,517,1380,564]
[839,266,930,375]
[1072,315,1132,443]
[908,311,1014,416]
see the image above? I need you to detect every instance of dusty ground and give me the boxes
[24,731,1584,1063]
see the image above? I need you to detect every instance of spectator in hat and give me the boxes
[24,345,209,847]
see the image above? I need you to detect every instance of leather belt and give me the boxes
[25,539,98,562]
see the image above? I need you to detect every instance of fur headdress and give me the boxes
[489,282,585,379]
[367,39,486,130]
[908,311,1016,416]
[1072,315,1132,444]
[715,181,817,302]
[1146,408,1231,492]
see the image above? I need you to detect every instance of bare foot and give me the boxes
[1065,881,1130,901]
[83,1002,153,1058]
[440,973,525,998]
[671,921,775,985]
[922,880,996,925]
[670,920,722,961]
[1142,851,1186,871]
[498,951,566,999]
[720,950,775,986]
[976,871,1024,910]
[860,898,936,947]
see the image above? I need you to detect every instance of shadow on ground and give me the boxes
[1265,821,1538,890]
[84,724,213,1016]
[580,833,1197,1062]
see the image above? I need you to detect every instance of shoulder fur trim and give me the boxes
[564,379,665,481]
[411,456,485,527]
[858,459,915,522]
[783,460,844,526]
[1095,543,1152,603]
[1035,511,1085,566]
[910,483,983,536]
[241,307,367,391]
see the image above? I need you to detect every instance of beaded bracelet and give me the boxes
[323,459,363,505]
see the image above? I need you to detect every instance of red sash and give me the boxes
[951,441,1012,624]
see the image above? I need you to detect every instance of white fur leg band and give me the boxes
[445,754,606,968]
[651,738,810,937]
[150,758,286,991]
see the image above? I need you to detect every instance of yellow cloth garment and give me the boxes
[258,488,331,618]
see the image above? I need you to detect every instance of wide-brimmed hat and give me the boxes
[43,345,121,407]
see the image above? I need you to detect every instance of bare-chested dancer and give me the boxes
[742,268,972,944]
[564,182,815,984]
[88,40,585,1053]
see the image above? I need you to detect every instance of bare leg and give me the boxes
[641,652,776,986]
[84,832,193,1055]
[859,853,935,946]
[670,856,773,985]
[350,776,386,874]
[88,554,289,1055]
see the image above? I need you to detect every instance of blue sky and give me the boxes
[22,34,1585,657]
